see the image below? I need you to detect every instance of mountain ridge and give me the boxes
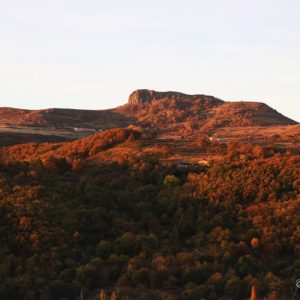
[1,89,296,127]
[0,89,298,146]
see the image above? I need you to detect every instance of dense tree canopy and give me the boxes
[0,133,299,299]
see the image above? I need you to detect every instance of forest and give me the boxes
[0,129,299,299]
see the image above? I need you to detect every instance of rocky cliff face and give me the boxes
[128,90,157,105]
[128,89,223,105]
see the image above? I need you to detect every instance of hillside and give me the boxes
[0,128,139,162]
[118,90,297,132]
[0,89,297,130]
[0,107,133,146]
[0,107,131,129]
[0,125,299,299]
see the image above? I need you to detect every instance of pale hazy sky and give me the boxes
[0,0,299,121]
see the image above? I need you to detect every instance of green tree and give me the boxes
[164,175,180,187]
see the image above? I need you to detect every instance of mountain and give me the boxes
[0,89,298,146]
[118,89,297,131]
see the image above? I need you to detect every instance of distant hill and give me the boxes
[118,89,297,132]
[1,90,297,129]
[0,89,297,146]
[0,107,131,129]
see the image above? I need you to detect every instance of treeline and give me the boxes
[0,136,299,299]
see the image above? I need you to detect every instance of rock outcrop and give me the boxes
[128,90,157,105]
[128,89,223,105]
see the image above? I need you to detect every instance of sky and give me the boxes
[0,0,299,121]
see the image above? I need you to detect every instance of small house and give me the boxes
[176,161,192,169]
[197,159,210,167]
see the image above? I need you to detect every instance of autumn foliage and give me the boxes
[0,130,299,299]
